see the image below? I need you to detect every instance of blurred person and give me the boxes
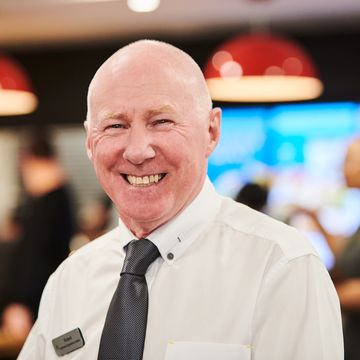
[18,40,342,359]
[69,196,114,251]
[235,182,269,213]
[297,138,360,360]
[0,130,75,343]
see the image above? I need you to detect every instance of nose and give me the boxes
[123,125,156,165]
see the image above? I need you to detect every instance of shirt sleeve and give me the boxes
[252,254,344,360]
[17,274,53,360]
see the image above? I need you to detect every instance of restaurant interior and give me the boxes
[0,0,360,358]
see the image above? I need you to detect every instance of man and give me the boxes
[18,40,343,359]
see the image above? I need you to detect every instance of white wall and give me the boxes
[0,130,20,226]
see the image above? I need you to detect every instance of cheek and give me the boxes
[92,138,122,166]
[164,136,204,168]
[172,142,208,183]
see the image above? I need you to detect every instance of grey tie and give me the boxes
[98,238,160,360]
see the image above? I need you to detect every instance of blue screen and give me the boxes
[208,102,360,270]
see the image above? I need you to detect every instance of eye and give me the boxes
[153,119,173,126]
[105,123,128,130]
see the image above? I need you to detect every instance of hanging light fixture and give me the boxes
[127,0,160,13]
[0,54,38,116]
[204,32,323,102]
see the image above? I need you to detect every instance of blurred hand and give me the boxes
[1,303,33,340]
[336,279,360,310]
[291,205,319,220]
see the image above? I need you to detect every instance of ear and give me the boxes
[206,107,221,158]
[84,120,94,161]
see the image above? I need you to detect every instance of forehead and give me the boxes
[105,56,192,91]
[92,45,203,94]
[89,63,195,118]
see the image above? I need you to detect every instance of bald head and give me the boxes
[87,40,212,123]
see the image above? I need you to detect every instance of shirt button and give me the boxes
[167,252,174,260]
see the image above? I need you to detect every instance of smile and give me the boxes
[123,173,166,187]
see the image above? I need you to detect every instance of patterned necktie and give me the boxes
[98,238,160,360]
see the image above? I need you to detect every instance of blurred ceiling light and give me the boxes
[0,55,38,116]
[204,33,323,102]
[127,0,160,12]
[70,0,119,3]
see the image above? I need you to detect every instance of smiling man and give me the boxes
[85,42,218,238]
[18,40,343,360]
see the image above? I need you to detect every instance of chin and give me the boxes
[120,200,172,224]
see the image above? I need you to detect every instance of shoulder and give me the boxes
[213,196,317,261]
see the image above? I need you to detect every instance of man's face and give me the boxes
[86,63,220,236]
[344,141,360,188]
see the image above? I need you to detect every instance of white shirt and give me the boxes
[18,178,343,360]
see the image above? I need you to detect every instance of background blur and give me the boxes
[1,0,360,357]
[1,0,360,274]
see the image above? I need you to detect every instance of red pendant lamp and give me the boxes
[204,32,323,102]
[0,55,38,116]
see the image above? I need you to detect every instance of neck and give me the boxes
[123,218,160,239]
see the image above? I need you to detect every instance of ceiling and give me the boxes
[1,0,360,48]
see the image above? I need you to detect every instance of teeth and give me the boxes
[126,174,164,186]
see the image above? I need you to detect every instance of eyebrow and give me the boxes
[99,111,129,123]
[145,105,175,118]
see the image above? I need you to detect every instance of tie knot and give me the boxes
[121,238,160,276]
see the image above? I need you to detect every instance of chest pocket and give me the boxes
[165,341,251,360]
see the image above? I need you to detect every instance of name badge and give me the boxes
[52,328,85,356]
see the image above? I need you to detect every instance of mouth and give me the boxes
[121,173,167,187]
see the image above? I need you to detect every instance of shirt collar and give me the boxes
[117,177,221,264]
